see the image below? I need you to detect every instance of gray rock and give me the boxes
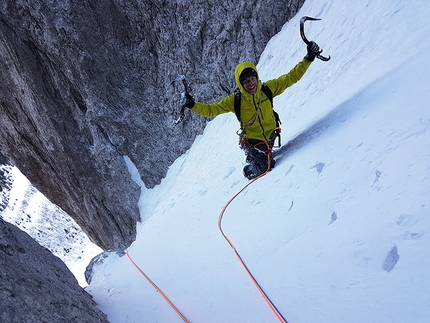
[0,217,109,323]
[85,250,122,285]
[0,154,13,213]
[0,0,304,250]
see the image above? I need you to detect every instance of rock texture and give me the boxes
[0,0,304,250]
[0,217,109,323]
[0,154,12,213]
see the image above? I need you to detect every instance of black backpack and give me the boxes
[233,83,281,146]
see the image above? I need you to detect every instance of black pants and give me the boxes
[244,133,277,175]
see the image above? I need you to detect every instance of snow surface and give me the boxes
[87,0,430,322]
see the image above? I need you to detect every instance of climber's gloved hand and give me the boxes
[304,41,321,62]
[184,93,195,109]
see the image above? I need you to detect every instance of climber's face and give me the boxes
[242,76,258,95]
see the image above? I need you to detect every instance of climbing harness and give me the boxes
[125,251,190,323]
[217,153,288,323]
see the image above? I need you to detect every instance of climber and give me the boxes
[184,41,321,179]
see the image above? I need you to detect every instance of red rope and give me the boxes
[217,154,288,323]
[125,250,190,323]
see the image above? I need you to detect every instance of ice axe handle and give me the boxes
[182,79,191,94]
[174,78,192,124]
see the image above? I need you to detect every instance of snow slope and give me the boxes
[87,0,430,322]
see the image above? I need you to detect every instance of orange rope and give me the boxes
[217,154,288,323]
[124,250,190,323]
[125,143,284,323]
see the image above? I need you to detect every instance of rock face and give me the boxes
[0,154,12,213]
[0,217,109,323]
[0,0,305,250]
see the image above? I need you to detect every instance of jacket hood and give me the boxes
[234,61,261,96]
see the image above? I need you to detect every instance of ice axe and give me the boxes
[174,75,191,124]
[300,16,331,61]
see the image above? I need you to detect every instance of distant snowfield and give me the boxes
[87,0,430,322]
[2,167,102,287]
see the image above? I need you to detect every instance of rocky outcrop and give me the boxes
[0,217,109,323]
[0,0,305,250]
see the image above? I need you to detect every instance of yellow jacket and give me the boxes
[191,59,312,141]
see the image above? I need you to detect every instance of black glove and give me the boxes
[304,41,321,62]
[184,93,195,109]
